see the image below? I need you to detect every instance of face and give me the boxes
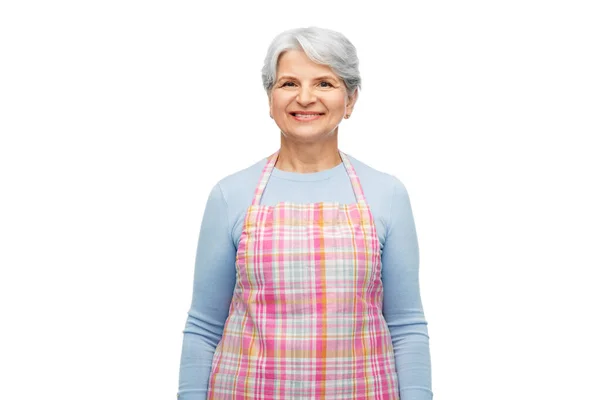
[269,50,357,143]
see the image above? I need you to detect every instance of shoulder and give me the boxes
[344,152,410,236]
[212,156,268,204]
[204,155,269,236]
[345,152,408,200]
[200,155,269,245]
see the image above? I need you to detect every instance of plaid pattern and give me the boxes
[207,150,399,399]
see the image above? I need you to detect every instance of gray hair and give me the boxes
[261,26,361,98]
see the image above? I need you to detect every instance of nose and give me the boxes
[296,85,316,106]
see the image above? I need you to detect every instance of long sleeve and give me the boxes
[381,179,433,400]
[178,183,237,400]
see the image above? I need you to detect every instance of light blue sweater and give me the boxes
[178,152,433,400]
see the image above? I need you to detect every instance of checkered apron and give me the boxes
[207,150,399,399]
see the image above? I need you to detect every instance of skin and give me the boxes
[268,49,358,173]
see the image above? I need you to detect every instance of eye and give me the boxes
[281,81,296,87]
[319,81,333,87]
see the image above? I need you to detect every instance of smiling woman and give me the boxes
[268,49,357,149]
[177,26,433,400]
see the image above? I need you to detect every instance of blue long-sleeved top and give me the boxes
[178,152,433,400]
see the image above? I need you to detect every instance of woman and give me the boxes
[178,27,433,400]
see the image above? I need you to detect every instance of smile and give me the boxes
[290,113,324,122]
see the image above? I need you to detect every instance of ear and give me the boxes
[268,92,273,117]
[345,89,359,116]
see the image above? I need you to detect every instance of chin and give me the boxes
[282,129,337,142]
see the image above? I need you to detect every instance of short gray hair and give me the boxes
[261,26,361,98]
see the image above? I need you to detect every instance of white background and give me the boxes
[1,1,599,399]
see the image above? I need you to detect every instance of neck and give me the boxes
[275,134,341,173]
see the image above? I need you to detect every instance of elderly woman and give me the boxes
[178,27,433,400]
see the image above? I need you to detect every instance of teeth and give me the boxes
[294,114,321,117]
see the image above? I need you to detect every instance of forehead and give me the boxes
[276,50,337,79]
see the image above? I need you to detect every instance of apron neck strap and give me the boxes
[251,149,368,207]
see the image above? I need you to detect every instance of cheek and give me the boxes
[271,93,291,111]
[325,94,348,112]
[272,104,287,117]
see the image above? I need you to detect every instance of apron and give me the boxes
[207,150,399,399]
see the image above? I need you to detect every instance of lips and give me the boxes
[290,112,325,116]
[290,112,324,122]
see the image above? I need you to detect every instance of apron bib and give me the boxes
[207,150,399,399]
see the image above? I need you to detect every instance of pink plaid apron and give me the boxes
[207,150,399,399]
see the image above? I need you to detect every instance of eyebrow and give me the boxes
[277,75,338,82]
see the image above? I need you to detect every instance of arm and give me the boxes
[381,179,433,400]
[178,183,237,400]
